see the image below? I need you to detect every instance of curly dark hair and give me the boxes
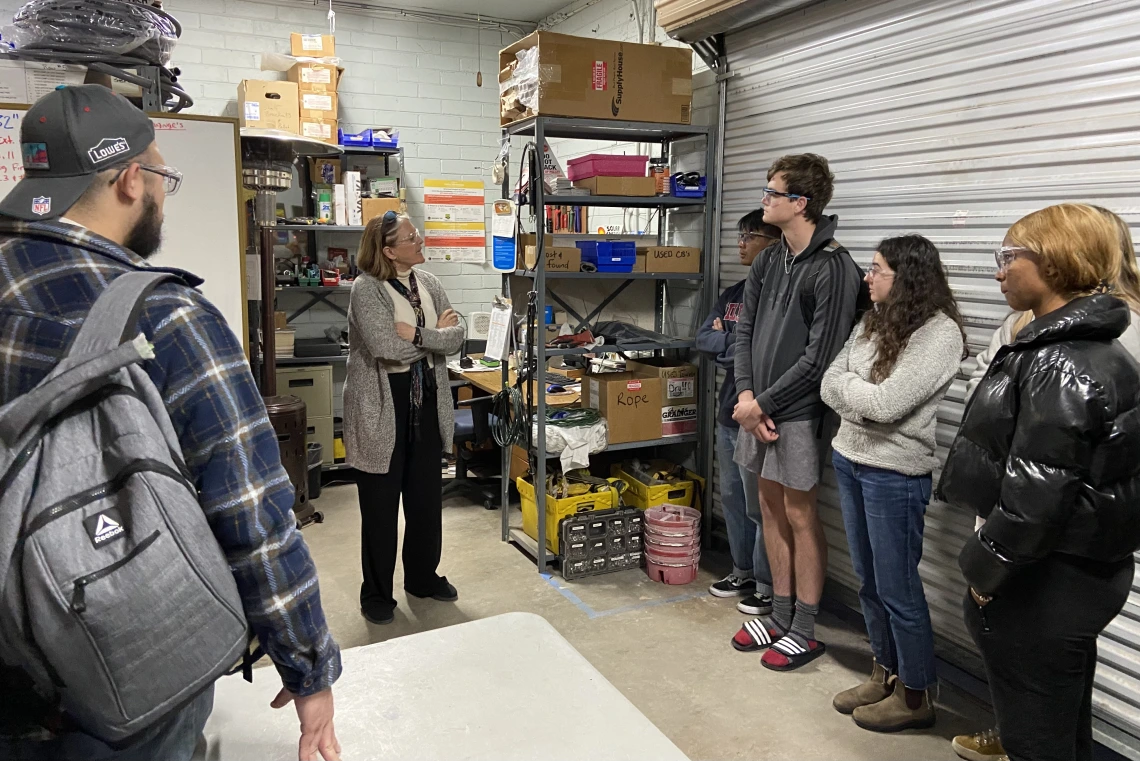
[863,235,967,383]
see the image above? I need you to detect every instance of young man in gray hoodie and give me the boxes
[730,154,863,671]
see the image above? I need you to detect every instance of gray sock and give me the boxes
[791,599,820,642]
[772,594,795,631]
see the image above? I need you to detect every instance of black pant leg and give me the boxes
[964,556,1132,761]
[357,373,411,614]
[401,383,445,597]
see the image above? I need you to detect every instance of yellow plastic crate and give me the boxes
[612,461,705,512]
[518,476,620,554]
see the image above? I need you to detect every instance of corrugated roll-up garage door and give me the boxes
[716,0,1140,754]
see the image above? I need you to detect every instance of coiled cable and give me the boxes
[491,385,524,447]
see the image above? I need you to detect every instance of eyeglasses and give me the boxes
[396,229,423,245]
[110,162,182,195]
[738,232,776,245]
[994,246,1033,273]
[868,264,895,280]
[762,187,810,201]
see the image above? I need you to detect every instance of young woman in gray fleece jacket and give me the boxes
[820,235,966,733]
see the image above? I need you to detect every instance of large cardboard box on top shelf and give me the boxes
[626,358,698,437]
[237,80,299,133]
[639,245,701,273]
[290,33,336,58]
[499,31,693,126]
[361,197,403,225]
[573,175,656,197]
[581,371,662,445]
[300,117,338,145]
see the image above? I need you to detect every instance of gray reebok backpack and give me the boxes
[0,271,249,743]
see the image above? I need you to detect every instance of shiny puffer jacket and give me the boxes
[938,294,1140,596]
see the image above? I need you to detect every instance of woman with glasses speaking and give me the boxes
[939,204,1140,761]
[343,210,465,626]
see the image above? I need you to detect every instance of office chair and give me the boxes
[445,339,500,510]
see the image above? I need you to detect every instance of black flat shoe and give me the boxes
[407,577,458,602]
[361,607,395,625]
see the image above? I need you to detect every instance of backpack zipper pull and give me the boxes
[71,580,88,613]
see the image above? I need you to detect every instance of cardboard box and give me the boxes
[288,61,340,93]
[361,197,403,225]
[237,80,299,132]
[308,157,340,185]
[626,358,697,403]
[573,175,656,197]
[343,171,362,225]
[274,311,288,330]
[509,444,530,482]
[299,91,337,120]
[662,403,698,437]
[630,253,646,272]
[522,245,582,272]
[290,33,335,58]
[300,117,338,145]
[499,31,693,126]
[582,372,662,444]
[639,245,701,274]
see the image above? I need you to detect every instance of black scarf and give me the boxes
[387,271,434,442]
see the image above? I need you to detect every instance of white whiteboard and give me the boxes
[0,107,246,350]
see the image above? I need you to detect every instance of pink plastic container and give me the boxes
[645,504,701,532]
[646,558,699,585]
[566,153,649,181]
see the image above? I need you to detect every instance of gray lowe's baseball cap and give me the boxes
[0,84,156,221]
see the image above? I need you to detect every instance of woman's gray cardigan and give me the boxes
[343,270,465,474]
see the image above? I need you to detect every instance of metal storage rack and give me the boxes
[497,115,715,571]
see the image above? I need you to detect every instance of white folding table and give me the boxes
[199,612,689,761]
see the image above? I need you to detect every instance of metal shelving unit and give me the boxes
[499,115,714,571]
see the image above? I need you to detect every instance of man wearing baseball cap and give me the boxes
[0,86,342,761]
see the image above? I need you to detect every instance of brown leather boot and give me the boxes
[833,660,892,715]
[852,676,936,732]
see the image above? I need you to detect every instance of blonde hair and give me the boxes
[357,212,411,280]
[1088,205,1140,314]
[1007,203,1123,299]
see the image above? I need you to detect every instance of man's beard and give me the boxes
[125,194,163,260]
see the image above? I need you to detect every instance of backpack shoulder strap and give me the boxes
[0,272,183,445]
[65,271,185,359]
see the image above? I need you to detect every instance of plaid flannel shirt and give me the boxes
[0,219,341,699]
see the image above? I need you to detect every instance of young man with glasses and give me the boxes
[697,210,781,610]
[730,153,864,672]
[0,86,342,761]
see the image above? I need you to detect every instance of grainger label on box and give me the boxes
[662,404,697,436]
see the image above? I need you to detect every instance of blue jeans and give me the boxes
[717,423,772,592]
[833,452,937,690]
[0,684,213,761]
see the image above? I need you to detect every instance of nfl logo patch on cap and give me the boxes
[31,197,51,216]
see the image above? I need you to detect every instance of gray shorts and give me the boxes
[733,418,834,492]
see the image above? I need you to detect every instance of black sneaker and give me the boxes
[737,593,773,615]
[408,577,459,602]
[709,574,756,598]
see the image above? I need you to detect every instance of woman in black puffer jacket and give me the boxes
[939,203,1140,761]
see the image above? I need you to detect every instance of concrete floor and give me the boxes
[299,483,991,760]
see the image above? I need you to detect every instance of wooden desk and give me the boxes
[450,365,580,408]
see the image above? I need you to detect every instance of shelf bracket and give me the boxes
[286,291,348,323]
[548,279,636,332]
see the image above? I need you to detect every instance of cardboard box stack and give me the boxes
[237,32,341,143]
[626,359,698,437]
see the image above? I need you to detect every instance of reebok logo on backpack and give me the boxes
[0,272,249,743]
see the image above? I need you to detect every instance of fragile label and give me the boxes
[667,377,695,400]
[243,101,260,122]
[301,34,324,51]
[302,93,334,111]
[592,60,607,91]
[626,379,642,391]
[302,67,332,84]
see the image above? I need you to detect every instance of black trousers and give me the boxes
[357,372,444,615]
[965,554,1133,761]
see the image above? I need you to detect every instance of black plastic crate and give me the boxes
[559,507,645,581]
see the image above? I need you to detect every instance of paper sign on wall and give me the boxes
[425,179,486,262]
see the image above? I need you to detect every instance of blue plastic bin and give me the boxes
[577,240,635,273]
[670,174,707,198]
[338,128,371,147]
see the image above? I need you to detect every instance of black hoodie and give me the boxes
[733,215,863,423]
